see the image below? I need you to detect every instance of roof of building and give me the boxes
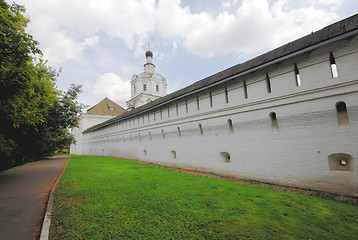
[84,13,358,133]
[86,97,126,116]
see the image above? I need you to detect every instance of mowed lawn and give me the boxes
[49,155,358,239]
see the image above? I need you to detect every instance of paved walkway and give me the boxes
[0,155,69,240]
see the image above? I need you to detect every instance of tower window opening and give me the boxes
[243,81,248,99]
[143,84,147,91]
[336,101,350,128]
[225,87,229,103]
[199,124,204,135]
[330,52,339,78]
[228,119,234,133]
[270,112,279,132]
[168,106,170,118]
[156,84,159,92]
[185,100,188,113]
[294,64,301,86]
[266,73,272,93]
[197,96,200,110]
[160,109,163,119]
[176,103,179,115]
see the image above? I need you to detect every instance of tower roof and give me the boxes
[145,50,153,58]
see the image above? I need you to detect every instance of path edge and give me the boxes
[39,157,70,240]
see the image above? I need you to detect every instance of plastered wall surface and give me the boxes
[79,36,358,196]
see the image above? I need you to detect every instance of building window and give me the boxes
[167,106,170,117]
[294,64,301,86]
[220,152,231,163]
[143,84,147,91]
[330,52,339,78]
[336,101,350,129]
[185,100,188,113]
[143,150,147,156]
[228,119,234,133]
[176,103,179,115]
[162,129,165,139]
[149,132,152,141]
[160,109,163,119]
[134,86,136,94]
[209,92,213,107]
[269,112,279,132]
[243,81,248,99]
[197,96,200,110]
[198,124,204,135]
[177,127,181,137]
[225,87,229,103]
[156,85,159,92]
[266,73,272,93]
[171,150,177,159]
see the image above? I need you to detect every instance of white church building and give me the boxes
[126,49,167,109]
[72,14,358,197]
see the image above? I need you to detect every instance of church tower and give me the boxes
[126,49,167,109]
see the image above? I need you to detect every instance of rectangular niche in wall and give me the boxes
[328,153,355,171]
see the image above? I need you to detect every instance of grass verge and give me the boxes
[49,155,358,239]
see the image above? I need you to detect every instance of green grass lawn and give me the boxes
[49,155,358,239]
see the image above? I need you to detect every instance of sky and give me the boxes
[9,0,358,109]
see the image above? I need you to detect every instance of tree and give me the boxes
[0,1,84,171]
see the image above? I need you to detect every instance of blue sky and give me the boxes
[11,0,358,109]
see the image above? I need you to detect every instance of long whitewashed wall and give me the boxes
[82,36,358,196]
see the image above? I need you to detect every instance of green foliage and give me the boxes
[50,156,358,240]
[0,1,84,171]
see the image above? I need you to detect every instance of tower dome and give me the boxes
[145,50,153,58]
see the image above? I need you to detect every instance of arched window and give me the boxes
[228,119,234,133]
[269,112,279,132]
[336,101,350,128]
[220,152,231,163]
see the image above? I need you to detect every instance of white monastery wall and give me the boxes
[82,36,358,196]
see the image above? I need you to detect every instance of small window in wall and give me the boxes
[162,129,165,139]
[177,127,181,137]
[269,112,279,132]
[209,92,213,107]
[168,106,170,118]
[154,110,156,121]
[185,100,188,113]
[198,124,204,135]
[220,152,231,163]
[149,132,152,141]
[171,150,177,159]
[156,85,159,92]
[336,101,350,128]
[143,84,147,91]
[143,150,147,156]
[197,96,200,110]
[328,153,354,171]
[228,119,234,133]
[330,52,339,78]
[176,103,179,115]
[243,81,248,99]
[294,64,301,86]
[266,73,272,93]
[160,109,163,119]
[225,87,229,103]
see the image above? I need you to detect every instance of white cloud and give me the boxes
[80,36,100,48]
[93,73,131,107]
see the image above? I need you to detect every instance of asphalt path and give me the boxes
[0,155,69,240]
